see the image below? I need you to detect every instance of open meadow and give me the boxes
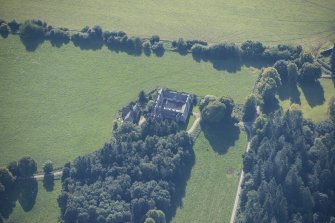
[173,128,247,223]
[0,0,334,48]
[0,35,259,169]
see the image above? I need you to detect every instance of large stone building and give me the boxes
[153,89,193,123]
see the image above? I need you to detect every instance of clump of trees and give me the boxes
[200,96,235,124]
[58,118,194,223]
[19,19,47,41]
[332,44,335,75]
[255,67,282,105]
[0,156,39,221]
[191,42,241,60]
[237,108,335,223]
[172,38,207,53]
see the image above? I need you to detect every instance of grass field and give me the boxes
[278,78,335,122]
[173,128,247,223]
[0,0,334,48]
[5,180,61,223]
[0,35,259,169]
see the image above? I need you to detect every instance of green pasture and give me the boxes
[0,0,334,48]
[278,78,335,122]
[173,126,247,223]
[5,180,61,223]
[0,35,259,169]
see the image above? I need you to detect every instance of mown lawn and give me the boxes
[0,0,334,48]
[173,127,247,223]
[5,180,61,223]
[278,78,335,122]
[0,36,259,169]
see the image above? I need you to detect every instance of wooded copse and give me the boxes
[58,118,194,223]
[237,106,335,223]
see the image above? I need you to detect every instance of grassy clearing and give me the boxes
[5,180,61,223]
[278,79,335,122]
[0,0,334,48]
[173,127,247,223]
[0,36,259,169]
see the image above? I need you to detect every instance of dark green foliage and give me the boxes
[191,42,241,60]
[17,156,37,177]
[274,60,288,80]
[43,160,53,174]
[287,62,299,84]
[299,62,321,82]
[138,90,147,105]
[0,23,10,38]
[145,209,166,223]
[237,110,335,223]
[200,96,235,123]
[7,19,20,33]
[242,94,257,122]
[262,44,302,62]
[241,40,265,58]
[46,28,70,45]
[173,38,207,53]
[150,35,160,44]
[58,118,194,223]
[329,96,335,121]
[300,51,314,65]
[19,19,47,40]
[256,67,282,104]
[331,44,335,75]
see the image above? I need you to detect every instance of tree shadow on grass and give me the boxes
[17,178,38,212]
[43,174,55,192]
[72,38,104,50]
[201,120,240,155]
[166,147,195,223]
[192,54,271,73]
[106,44,143,56]
[21,37,45,52]
[277,83,301,104]
[299,81,325,107]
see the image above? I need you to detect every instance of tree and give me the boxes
[329,96,335,121]
[201,100,226,123]
[299,62,321,82]
[18,156,37,177]
[138,90,147,105]
[243,94,257,122]
[274,60,288,80]
[19,20,46,40]
[241,40,265,58]
[0,167,15,189]
[145,210,166,223]
[287,62,299,84]
[43,160,53,174]
[300,51,314,65]
[0,23,10,38]
[256,67,281,104]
